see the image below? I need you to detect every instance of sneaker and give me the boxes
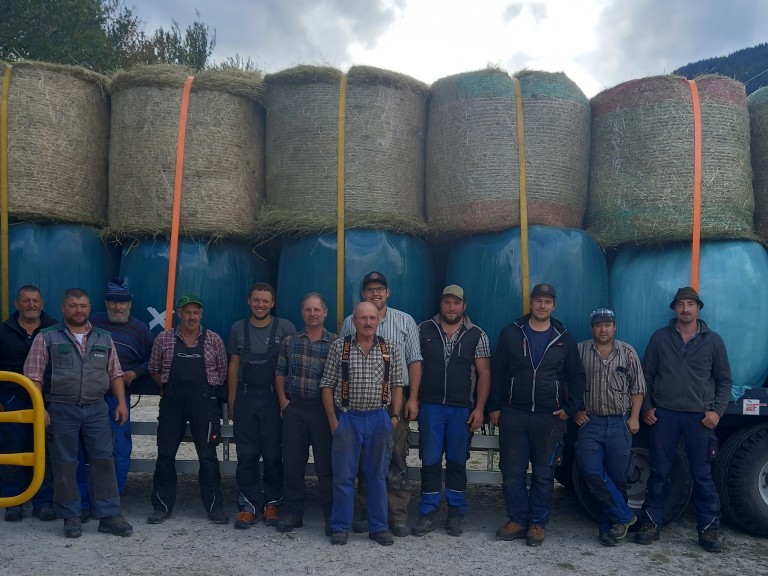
[599,532,618,547]
[263,504,279,527]
[98,514,134,537]
[412,515,435,537]
[369,530,395,546]
[330,531,348,545]
[276,512,303,533]
[63,517,82,538]
[608,515,637,540]
[147,510,169,525]
[389,520,410,537]
[352,512,367,533]
[496,520,527,541]
[634,522,661,545]
[698,529,722,553]
[233,510,256,530]
[526,524,546,547]
[32,506,57,522]
[444,511,463,537]
[4,506,23,522]
[208,509,229,525]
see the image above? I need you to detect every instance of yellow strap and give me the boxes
[0,66,12,321]
[512,77,530,314]
[336,73,348,332]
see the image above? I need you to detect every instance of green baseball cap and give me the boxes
[176,294,203,308]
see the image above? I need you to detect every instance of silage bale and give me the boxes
[748,86,768,241]
[108,65,265,238]
[426,69,590,233]
[0,61,109,225]
[263,65,429,233]
[587,75,754,245]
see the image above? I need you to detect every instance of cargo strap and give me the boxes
[340,335,390,408]
[687,80,702,291]
[512,76,531,315]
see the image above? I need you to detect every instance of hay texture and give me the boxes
[108,65,265,239]
[425,69,590,233]
[587,75,754,245]
[263,65,429,234]
[0,61,109,225]
[749,87,768,241]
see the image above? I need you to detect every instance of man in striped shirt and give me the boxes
[340,271,422,537]
[574,308,645,546]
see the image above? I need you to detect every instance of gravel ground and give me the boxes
[2,396,767,576]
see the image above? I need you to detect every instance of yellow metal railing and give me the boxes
[0,372,46,507]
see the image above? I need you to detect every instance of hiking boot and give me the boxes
[263,504,279,527]
[389,520,410,537]
[599,531,618,547]
[608,515,636,540]
[634,522,660,545]
[526,524,546,547]
[98,514,134,537]
[352,511,367,533]
[147,510,169,525]
[496,520,527,541]
[444,510,463,537]
[63,517,82,538]
[208,509,229,525]
[4,506,23,522]
[411,515,435,537]
[369,530,395,546]
[698,529,722,553]
[330,531,348,545]
[233,511,256,530]
[276,512,303,533]
[33,505,56,522]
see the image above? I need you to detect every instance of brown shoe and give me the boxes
[526,524,546,547]
[263,504,279,527]
[496,520,527,541]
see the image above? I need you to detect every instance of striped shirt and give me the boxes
[320,335,404,411]
[276,329,337,400]
[577,338,646,416]
[149,326,227,387]
[340,306,422,386]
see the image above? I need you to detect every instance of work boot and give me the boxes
[389,520,410,537]
[233,510,256,530]
[444,508,463,537]
[599,531,618,547]
[147,510,170,525]
[698,529,722,553]
[411,514,435,537]
[634,522,661,545]
[4,506,23,522]
[63,517,82,538]
[208,509,229,525]
[608,515,636,540]
[526,524,546,547]
[369,530,395,546]
[263,504,279,527]
[80,508,92,523]
[352,511,367,533]
[330,531,348,545]
[98,514,134,537]
[32,506,56,522]
[496,520,527,541]
[276,512,303,533]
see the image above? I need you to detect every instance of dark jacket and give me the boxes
[488,314,585,416]
[641,319,732,417]
[419,314,485,408]
[0,310,57,394]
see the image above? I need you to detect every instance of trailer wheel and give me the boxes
[716,423,768,536]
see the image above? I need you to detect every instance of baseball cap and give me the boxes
[362,271,388,288]
[441,284,465,300]
[531,283,556,299]
[590,308,616,325]
[176,294,204,308]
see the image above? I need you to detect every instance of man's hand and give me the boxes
[553,409,569,421]
[489,410,500,427]
[643,407,657,426]
[44,409,50,427]
[626,416,640,434]
[701,410,720,429]
[404,398,419,421]
[574,410,589,426]
[278,397,290,417]
[115,402,128,425]
[467,408,484,432]
[329,417,338,434]
[123,370,137,386]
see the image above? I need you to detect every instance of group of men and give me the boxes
[0,274,732,554]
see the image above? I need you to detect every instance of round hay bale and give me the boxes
[749,86,768,241]
[586,75,754,245]
[107,65,265,239]
[425,68,590,233]
[263,65,429,234]
[0,61,109,225]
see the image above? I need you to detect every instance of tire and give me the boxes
[713,425,755,524]
[716,423,768,536]
[573,431,692,525]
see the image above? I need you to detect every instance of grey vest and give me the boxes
[43,324,114,404]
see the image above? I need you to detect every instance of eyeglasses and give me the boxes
[364,287,387,294]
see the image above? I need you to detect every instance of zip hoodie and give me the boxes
[488,314,585,416]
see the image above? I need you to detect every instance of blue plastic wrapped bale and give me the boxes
[7,224,119,311]
[445,226,608,351]
[610,241,768,400]
[276,230,434,331]
[119,239,270,339]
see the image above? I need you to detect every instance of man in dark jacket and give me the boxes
[635,287,732,553]
[411,285,490,538]
[489,283,585,547]
[0,285,57,522]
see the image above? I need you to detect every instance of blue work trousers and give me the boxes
[331,409,393,533]
[498,407,566,527]
[47,401,121,520]
[417,402,471,517]
[575,414,635,532]
[642,407,720,531]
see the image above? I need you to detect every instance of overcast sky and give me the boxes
[127,0,768,98]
